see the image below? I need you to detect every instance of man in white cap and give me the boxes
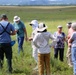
[66,22,73,67]
[13,16,28,55]
[29,20,38,70]
[33,22,57,75]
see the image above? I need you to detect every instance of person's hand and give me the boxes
[28,37,33,41]
[68,43,71,47]
[25,37,28,41]
[15,30,18,32]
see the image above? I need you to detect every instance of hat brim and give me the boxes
[67,24,71,26]
[29,23,33,26]
[13,17,20,22]
[37,26,47,31]
[57,27,62,28]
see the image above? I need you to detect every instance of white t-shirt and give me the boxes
[33,32,56,54]
[71,32,76,47]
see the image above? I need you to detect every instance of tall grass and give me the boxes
[0,6,76,75]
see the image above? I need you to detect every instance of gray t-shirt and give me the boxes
[71,32,76,47]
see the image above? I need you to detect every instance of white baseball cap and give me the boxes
[57,25,62,28]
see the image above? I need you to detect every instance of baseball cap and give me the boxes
[0,14,7,19]
[67,22,72,27]
[57,25,62,28]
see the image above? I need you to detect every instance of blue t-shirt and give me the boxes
[54,32,65,48]
[0,20,15,43]
[13,21,25,37]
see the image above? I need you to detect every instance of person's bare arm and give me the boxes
[10,31,16,35]
[24,28,28,41]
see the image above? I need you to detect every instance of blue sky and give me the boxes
[0,0,76,5]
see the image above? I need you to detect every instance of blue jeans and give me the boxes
[71,47,76,75]
[17,37,24,54]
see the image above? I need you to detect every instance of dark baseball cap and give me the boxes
[0,14,7,19]
[67,22,72,27]
[68,22,72,24]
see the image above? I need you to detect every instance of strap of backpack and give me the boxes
[0,23,10,35]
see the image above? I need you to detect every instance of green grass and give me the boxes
[0,6,76,75]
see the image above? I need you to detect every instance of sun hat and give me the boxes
[67,22,72,27]
[13,16,20,22]
[37,23,47,31]
[57,25,62,28]
[71,22,76,30]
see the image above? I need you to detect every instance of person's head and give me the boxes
[29,20,38,30]
[57,25,63,33]
[0,14,8,20]
[67,22,72,29]
[37,22,47,33]
[13,16,20,24]
[71,22,76,31]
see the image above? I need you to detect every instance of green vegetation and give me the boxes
[0,6,76,75]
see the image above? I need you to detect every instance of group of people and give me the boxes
[28,19,76,75]
[67,22,76,75]
[0,14,76,75]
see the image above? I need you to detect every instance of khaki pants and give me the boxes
[38,53,50,75]
[66,47,73,66]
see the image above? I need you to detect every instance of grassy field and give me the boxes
[0,6,76,75]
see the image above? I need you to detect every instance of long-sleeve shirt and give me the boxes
[33,32,56,54]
